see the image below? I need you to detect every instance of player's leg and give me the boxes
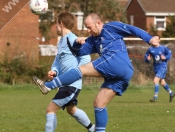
[93,88,116,132]
[160,79,175,102]
[45,101,61,132]
[150,76,160,102]
[66,105,95,132]
[45,86,80,131]
[43,62,102,88]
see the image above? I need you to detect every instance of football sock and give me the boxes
[71,108,95,132]
[45,67,82,89]
[45,113,57,132]
[154,84,159,100]
[163,84,173,95]
[95,107,108,132]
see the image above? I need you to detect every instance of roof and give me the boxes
[126,0,175,15]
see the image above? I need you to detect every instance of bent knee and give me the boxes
[93,99,106,108]
[66,106,77,115]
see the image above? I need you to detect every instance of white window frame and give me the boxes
[154,16,166,31]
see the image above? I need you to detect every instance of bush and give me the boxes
[0,57,50,85]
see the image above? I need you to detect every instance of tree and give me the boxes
[39,0,127,41]
[69,0,127,22]
[162,16,175,37]
[39,0,70,41]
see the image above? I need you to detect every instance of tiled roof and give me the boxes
[126,0,175,13]
[138,0,175,13]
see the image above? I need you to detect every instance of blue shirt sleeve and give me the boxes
[106,22,153,44]
[163,46,172,61]
[144,48,151,63]
[72,36,97,56]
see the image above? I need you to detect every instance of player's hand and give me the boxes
[149,36,160,46]
[47,71,56,80]
[76,37,86,44]
[160,54,166,60]
[147,54,151,60]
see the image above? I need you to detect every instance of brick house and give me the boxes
[125,0,175,35]
[0,1,39,62]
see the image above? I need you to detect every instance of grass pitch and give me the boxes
[0,83,175,132]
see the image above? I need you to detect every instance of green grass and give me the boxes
[0,83,175,132]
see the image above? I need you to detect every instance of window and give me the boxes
[154,16,166,31]
[130,15,134,25]
[77,15,87,30]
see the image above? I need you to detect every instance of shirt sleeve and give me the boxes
[51,54,60,76]
[164,46,172,61]
[72,36,97,56]
[144,48,151,63]
[107,22,153,44]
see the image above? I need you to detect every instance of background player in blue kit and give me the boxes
[144,36,175,103]
[34,13,160,132]
[35,11,95,132]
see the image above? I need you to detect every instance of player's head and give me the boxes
[56,11,75,35]
[84,13,104,36]
[151,35,160,47]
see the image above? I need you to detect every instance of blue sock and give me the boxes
[154,84,159,100]
[45,67,82,89]
[45,113,57,132]
[95,107,108,132]
[163,84,173,95]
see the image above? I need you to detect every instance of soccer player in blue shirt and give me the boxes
[35,11,95,132]
[34,13,160,132]
[144,36,175,102]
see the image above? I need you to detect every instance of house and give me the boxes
[125,0,175,35]
[0,1,39,62]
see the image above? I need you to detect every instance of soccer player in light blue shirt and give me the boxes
[34,11,95,132]
[34,13,160,132]
[144,36,174,102]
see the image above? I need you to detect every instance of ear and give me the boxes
[96,20,101,27]
[59,22,64,27]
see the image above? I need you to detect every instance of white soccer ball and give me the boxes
[29,0,48,15]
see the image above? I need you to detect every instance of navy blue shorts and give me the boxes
[92,51,133,96]
[52,86,80,109]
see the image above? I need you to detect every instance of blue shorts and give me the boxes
[155,67,167,79]
[52,86,80,110]
[92,51,133,96]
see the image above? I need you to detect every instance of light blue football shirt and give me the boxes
[51,32,91,89]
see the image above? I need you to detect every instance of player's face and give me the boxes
[56,22,62,35]
[85,17,101,36]
[151,36,160,47]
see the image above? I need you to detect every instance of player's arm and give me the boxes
[162,46,172,61]
[110,22,159,45]
[70,36,97,56]
[144,49,151,63]
[50,54,60,78]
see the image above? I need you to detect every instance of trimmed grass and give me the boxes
[0,83,175,132]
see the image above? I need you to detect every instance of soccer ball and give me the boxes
[29,0,48,15]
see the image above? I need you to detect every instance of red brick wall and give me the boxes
[126,0,146,30]
[0,3,39,62]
